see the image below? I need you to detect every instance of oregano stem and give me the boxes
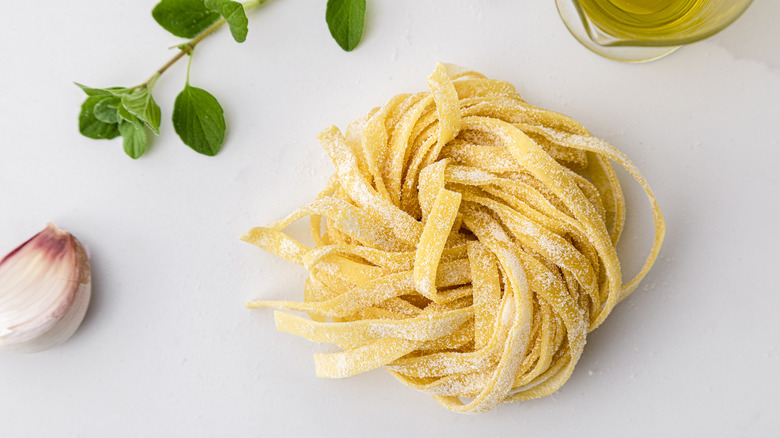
[185,50,194,85]
[140,0,270,89]
[243,0,270,10]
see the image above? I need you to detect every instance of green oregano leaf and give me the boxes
[122,89,162,134]
[204,0,249,43]
[172,84,226,156]
[75,83,112,97]
[326,0,366,51]
[79,96,120,140]
[93,97,121,124]
[75,83,124,97]
[119,120,148,159]
[152,0,220,38]
[117,104,136,124]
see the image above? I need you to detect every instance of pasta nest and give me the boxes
[243,64,665,413]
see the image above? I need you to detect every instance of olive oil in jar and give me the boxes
[578,0,705,39]
[608,0,678,15]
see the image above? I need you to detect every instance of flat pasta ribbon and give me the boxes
[243,64,665,413]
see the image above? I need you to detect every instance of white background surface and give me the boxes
[1,0,779,436]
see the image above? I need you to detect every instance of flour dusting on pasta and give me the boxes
[243,64,665,413]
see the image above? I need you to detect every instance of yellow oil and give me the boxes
[609,0,677,14]
[579,0,705,38]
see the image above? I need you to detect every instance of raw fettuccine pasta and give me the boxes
[243,64,665,413]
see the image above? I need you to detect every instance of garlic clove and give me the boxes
[0,224,92,353]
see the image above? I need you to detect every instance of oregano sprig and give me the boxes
[77,0,367,159]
